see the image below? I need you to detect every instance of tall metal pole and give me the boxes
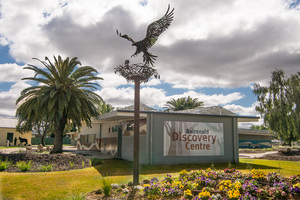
[133,78,140,185]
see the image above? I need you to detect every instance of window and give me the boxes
[80,135,87,143]
[112,126,119,132]
[88,134,95,143]
[80,134,96,143]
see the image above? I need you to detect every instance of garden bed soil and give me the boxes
[85,188,147,200]
[0,151,91,172]
[84,174,300,200]
[259,149,300,161]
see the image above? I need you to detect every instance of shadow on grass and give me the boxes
[93,158,281,177]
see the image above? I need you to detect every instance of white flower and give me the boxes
[211,194,221,200]
[122,188,129,194]
[133,185,143,191]
[111,183,119,189]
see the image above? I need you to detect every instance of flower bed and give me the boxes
[87,168,300,199]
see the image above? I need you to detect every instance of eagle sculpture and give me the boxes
[117,5,174,66]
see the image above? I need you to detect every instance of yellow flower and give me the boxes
[227,189,241,199]
[179,169,188,177]
[184,189,193,198]
[293,183,300,188]
[219,185,224,191]
[233,181,241,190]
[251,169,266,180]
[198,190,211,199]
[219,180,232,191]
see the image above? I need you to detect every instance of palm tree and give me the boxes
[165,96,204,111]
[16,56,103,153]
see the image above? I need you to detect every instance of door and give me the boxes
[6,132,14,143]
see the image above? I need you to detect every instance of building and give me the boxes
[0,117,32,146]
[238,128,272,148]
[77,105,258,165]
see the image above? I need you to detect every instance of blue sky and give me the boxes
[1,0,300,128]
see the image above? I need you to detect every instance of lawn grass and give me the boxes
[0,158,299,200]
[0,146,25,149]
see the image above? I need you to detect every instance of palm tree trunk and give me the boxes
[51,113,67,154]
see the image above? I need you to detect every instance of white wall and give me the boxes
[101,122,118,138]
[80,123,101,138]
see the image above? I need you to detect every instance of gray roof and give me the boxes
[173,106,237,116]
[238,128,270,135]
[0,117,18,128]
[118,103,157,112]
[99,105,258,123]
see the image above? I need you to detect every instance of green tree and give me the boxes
[165,96,204,111]
[98,102,114,114]
[253,69,300,146]
[250,125,268,130]
[16,56,103,153]
[17,117,52,147]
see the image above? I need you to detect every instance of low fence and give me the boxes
[31,137,71,145]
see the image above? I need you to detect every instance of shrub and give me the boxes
[101,177,112,197]
[66,192,85,200]
[39,164,53,172]
[69,161,74,168]
[16,161,32,172]
[0,159,11,171]
[127,181,133,186]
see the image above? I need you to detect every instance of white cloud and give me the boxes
[0,82,31,117]
[99,72,128,88]
[143,78,161,86]
[224,103,265,128]
[0,63,32,82]
[164,91,245,106]
[1,0,300,120]
[224,104,258,116]
[98,86,245,110]
[2,0,299,88]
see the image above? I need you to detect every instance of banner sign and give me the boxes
[164,121,224,156]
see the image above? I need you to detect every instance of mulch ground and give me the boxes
[0,151,91,172]
[259,150,300,161]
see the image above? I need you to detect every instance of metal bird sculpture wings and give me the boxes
[117,4,174,66]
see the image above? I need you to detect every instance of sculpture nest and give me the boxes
[114,63,159,83]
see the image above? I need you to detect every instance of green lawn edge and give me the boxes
[0,158,299,200]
